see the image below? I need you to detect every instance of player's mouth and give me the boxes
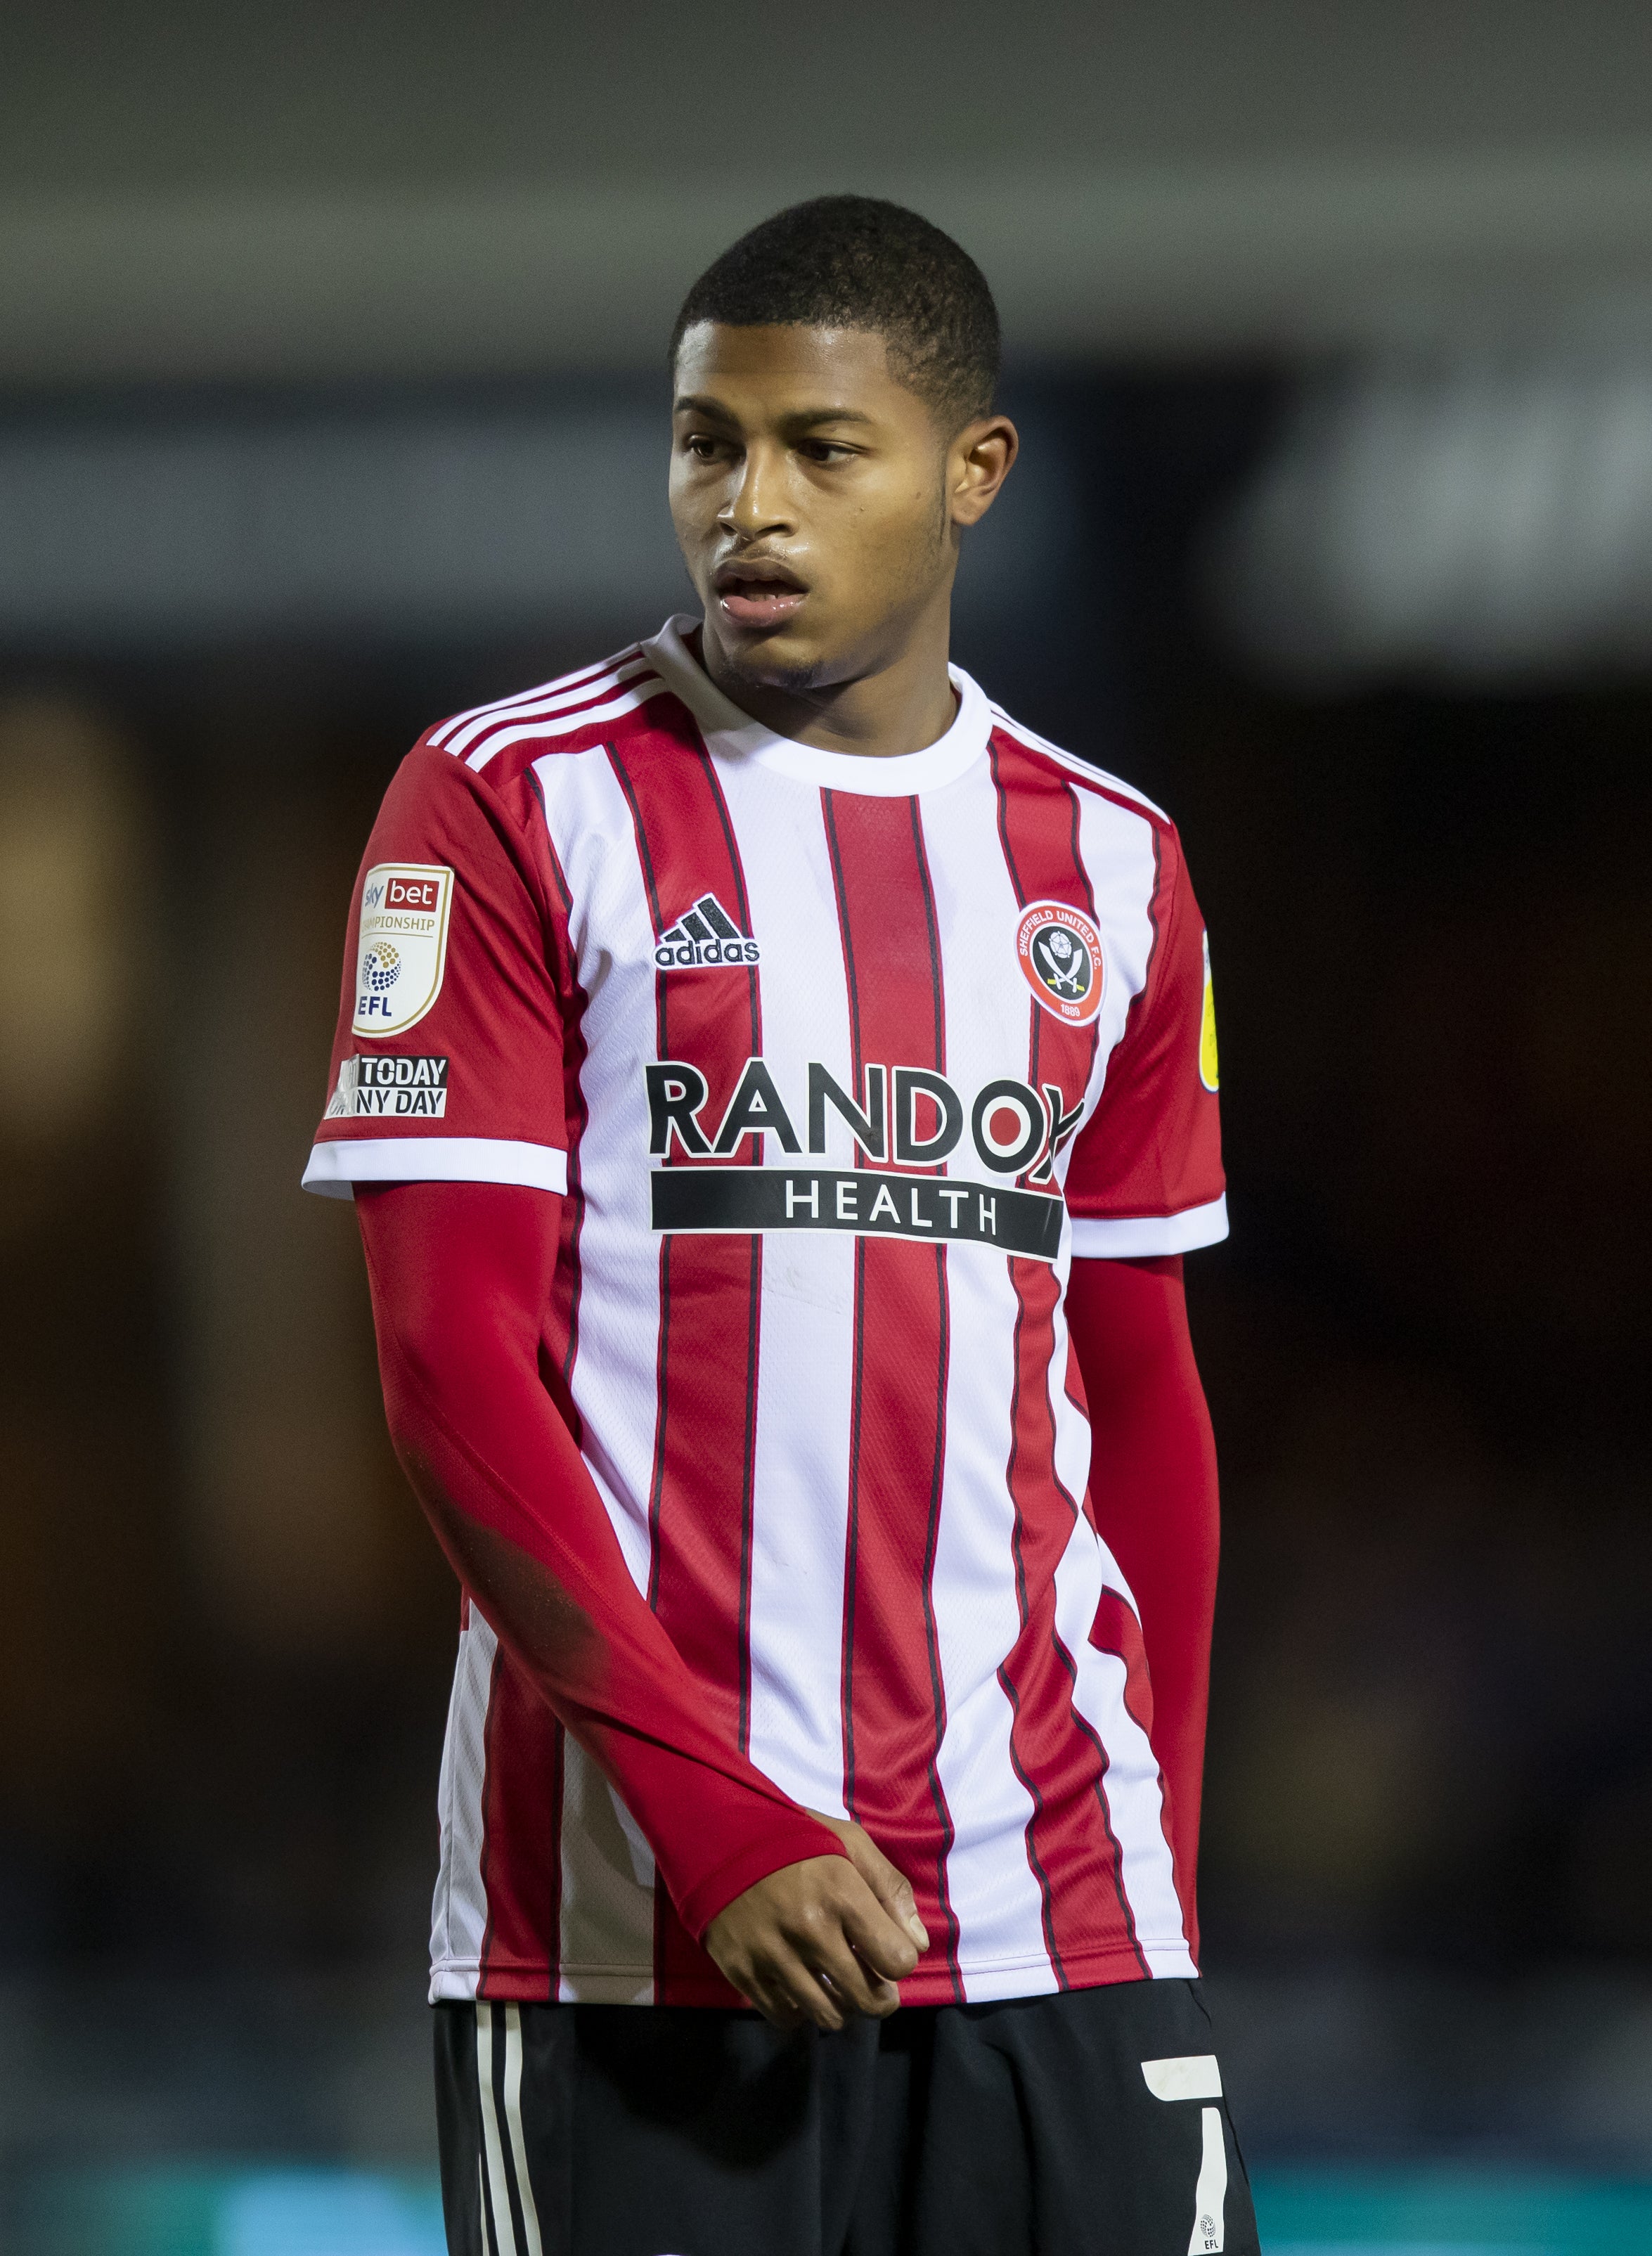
[712,555,808,631]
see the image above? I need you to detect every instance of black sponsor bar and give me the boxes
[650,1167,1063,1261]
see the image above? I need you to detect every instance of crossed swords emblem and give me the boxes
[1032,924,1090,998]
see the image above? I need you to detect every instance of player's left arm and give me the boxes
[1061,816,1227,1947]
[1066,1253,1218,1921]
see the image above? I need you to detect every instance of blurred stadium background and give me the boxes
[3,5,1651,2249]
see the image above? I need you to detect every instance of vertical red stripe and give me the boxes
[988,734,1102,1147]
[990,733,1149,1973]
[608,736,766,2005]
[527,814,593,1995]
[823,789,963,1994]
[476,1653,563,1999]
[1000,1259,1141,1978]
[1050,1632,1150,1977]
[535,827,592,1427]
[1090,1587,1156,1739]
[1092,1585,1193,1945]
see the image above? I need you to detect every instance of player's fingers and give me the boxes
[834,1879,922,1986]
[747,1982,804,2031]
[725,1947,819,2031]
[744,1961,796,2026]
[801,1915,902,2020]
[809,1812,929,1952]
[769,1947,848,2032]
[732,1928,852,2032]
[850,1835,929,1953]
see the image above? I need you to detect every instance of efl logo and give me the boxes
[1016,899,1104,1026]
[352,862,455,1038]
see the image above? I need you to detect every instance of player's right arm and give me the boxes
[307,741,917,2025]
[355,1175,923,2028]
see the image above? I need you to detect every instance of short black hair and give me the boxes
[671,195,1000,431]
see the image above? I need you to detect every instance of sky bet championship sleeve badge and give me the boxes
[1016,900,1105,1026]
[351,863,454,1038]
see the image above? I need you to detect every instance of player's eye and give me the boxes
[797,439,852,465]
[680,432,729,463]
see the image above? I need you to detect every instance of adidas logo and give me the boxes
[654,893,761,969]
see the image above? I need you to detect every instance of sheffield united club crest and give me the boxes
[1015,900,1104,1026]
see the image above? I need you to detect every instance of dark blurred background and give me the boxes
[3,3,1651,2241]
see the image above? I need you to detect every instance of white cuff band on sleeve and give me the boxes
[301,1136,569,1199]
[1068,1194,1229,1259]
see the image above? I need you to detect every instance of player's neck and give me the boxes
[694,607,960,761]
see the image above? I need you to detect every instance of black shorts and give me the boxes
[434,1978,1258,2256]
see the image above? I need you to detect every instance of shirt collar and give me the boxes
[641,614,992,799]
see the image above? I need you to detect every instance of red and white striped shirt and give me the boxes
[305,617,1226,2006]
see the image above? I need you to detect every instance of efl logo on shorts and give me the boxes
[1016,900,1104,1026]
[353,863,454,1037]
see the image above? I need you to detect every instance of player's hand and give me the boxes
[704,1812,930,2032]
[807,1809,932,1958]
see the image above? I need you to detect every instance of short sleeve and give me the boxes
[302,745,572,1200]
[1064,830,1227,1258]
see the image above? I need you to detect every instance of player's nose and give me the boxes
[718,442,794,539]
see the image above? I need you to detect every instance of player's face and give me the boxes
[670,322,1016,693]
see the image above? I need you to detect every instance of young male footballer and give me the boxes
[306,195,1256,2256]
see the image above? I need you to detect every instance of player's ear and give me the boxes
[949,413,1018,529]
